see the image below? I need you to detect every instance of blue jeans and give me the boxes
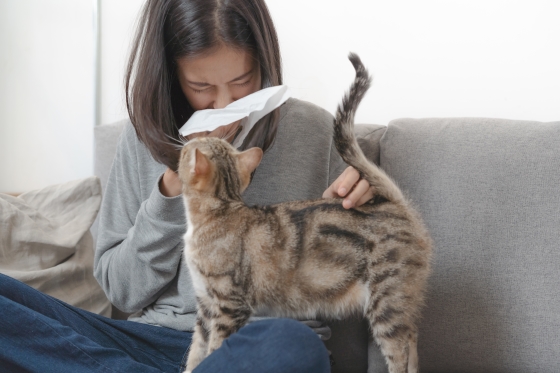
[0,273,330,372]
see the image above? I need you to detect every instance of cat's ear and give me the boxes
[238,147,263,174]
[192,148,210,176]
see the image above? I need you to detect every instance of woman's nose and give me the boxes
[213,89,233,109]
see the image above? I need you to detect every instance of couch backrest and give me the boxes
[94,120,128,194]
[94,117,560,372]
[367,118,560,373]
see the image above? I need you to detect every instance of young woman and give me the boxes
[0,0,373,371]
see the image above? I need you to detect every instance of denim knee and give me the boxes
[258,318,330,373]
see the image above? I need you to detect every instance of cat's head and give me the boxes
[177,137,263,199]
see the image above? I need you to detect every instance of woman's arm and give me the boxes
[94,125,185,313]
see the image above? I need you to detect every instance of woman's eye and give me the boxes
[192,86,210,94]
[236,80,251,87]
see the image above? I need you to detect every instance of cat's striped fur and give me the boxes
[178,53,432,373]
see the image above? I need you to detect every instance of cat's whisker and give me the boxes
[218,126,242,143]
[178,133,188,144]
[163,134,180,144]
[160,139,186,151]
[161,133,188,150]
[163,132,187,146]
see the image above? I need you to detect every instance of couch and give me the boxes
[91,116,560,372]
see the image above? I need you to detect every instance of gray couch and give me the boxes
[94,117,560,373]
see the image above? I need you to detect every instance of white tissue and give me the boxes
[178,85,291,148]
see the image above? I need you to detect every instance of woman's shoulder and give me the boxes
[110,119,162,170]
[278,98,334,130]
[272,98,335,150]
[121,119,139,144]
[276,98,335,142]
[114,119,149,155]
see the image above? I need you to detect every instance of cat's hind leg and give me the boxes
[374,325,418,373]
[365,290,420,373]
[371,323,418,373]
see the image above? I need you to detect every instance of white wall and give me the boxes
[269,0,560,124]
[100,0,145,125]
[0,0,95,193]
[2,0,558,192]
[101,0,560,127]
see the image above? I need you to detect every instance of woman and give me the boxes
[0,0,373,371]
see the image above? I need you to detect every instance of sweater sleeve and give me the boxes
[94,126,186,313]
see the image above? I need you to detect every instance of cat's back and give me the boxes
[246,196,428,253]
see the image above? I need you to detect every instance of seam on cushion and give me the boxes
[361,126,387,138]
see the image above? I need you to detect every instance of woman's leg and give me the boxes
[195,318,331,373]
[1,274,329,372]
[0,273,191,373]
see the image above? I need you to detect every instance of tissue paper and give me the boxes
[178,85,291,148]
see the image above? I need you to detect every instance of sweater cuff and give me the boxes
[145,173,185,222]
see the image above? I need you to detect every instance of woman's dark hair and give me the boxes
[126,0,283,170]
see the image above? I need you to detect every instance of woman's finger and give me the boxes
[335,167,360,197]
[354,183,375,207]
[342,178,371,209]
[323,167,350,198]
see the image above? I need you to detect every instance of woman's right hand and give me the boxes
[159,168,182,197]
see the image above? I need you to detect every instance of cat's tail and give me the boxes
[333,53,405,204]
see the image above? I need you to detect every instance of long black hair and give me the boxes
[126,0,282,170]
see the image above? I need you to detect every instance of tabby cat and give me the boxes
[178,53,432,373]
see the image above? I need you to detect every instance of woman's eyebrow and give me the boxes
[228,69,253,83]
[186,69,254,86]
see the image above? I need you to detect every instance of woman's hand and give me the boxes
[323,166,374,209]
[159,168,182,197]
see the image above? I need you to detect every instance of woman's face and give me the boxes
[177,46,262,142]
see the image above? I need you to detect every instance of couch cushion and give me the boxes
[368,118,560,373]
[0,176,111,316]
[354,124,386,166]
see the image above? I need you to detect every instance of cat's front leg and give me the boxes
[207,300,252,354]
[184,315,210,373]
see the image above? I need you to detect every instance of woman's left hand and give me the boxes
[323,166,374,209]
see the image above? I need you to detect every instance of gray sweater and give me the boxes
[94,98,347,333]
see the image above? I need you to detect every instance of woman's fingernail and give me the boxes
[339,187,347,196]
[344,199,353,208]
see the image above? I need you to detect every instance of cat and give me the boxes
[178,53,432,373]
